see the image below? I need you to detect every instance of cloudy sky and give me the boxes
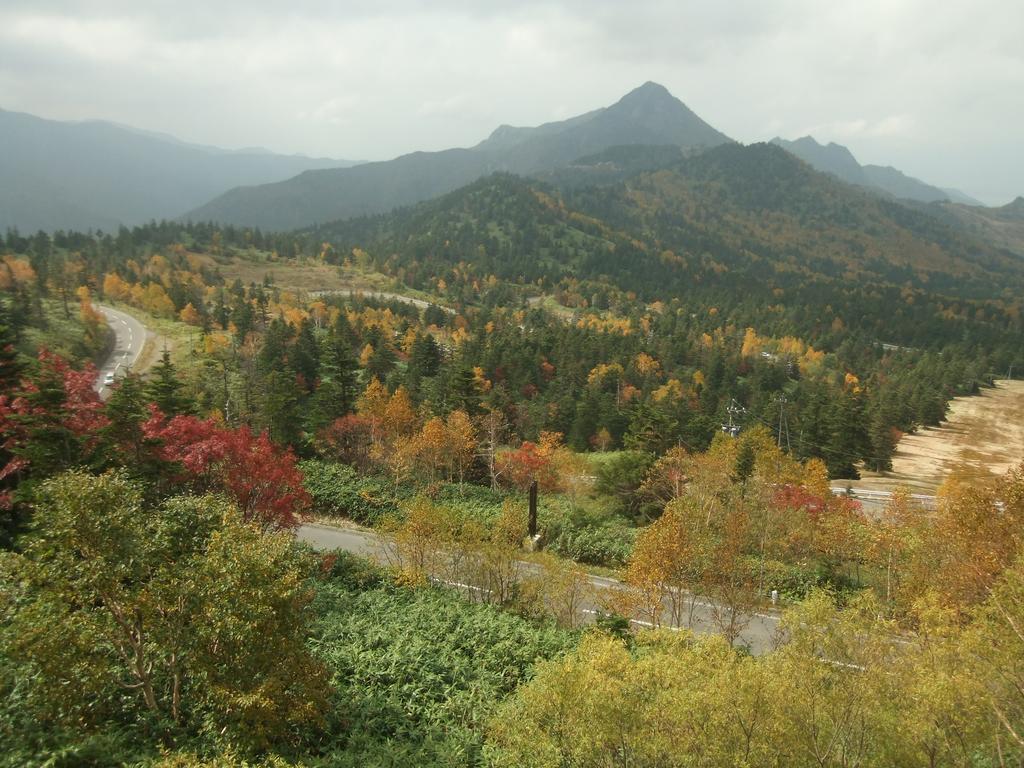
[1,0,1021,204]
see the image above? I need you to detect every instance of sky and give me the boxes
[0,0,1021,204]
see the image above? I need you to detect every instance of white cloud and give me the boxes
[299,96,361,127]
[0,0,1020,202]
[803,114,916,141]
[3,14,143,62]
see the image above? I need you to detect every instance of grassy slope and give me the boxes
[18,298,97,365]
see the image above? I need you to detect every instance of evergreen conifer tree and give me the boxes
[146,348,191,416]
[0,298,21,390]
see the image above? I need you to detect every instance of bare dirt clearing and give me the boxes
[197,254,375,292]
[857,379,1024,493]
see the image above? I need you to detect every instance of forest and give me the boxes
[2,144,1024,765]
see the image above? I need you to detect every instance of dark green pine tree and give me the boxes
[406,332,442,393]
[794,383,831,462]
[214,289,230,330]
[27,231,52,294]
[423,304,449,328]
[733,439,756,488]
[918,390,947,427]
[259,318,293,373]
[568,389,602,451]
[306,326,360,434]
[289,319,320,392]
[866,408,896,473]
[366,344,397,382]
[254,319,302,447]
[0,298,22,391]
[230,299,255,341]
[261,369,303,448]
[624,400,679,454]
[101,373,157,472]
[824,390,868,479]
[447,363,481,416]
[146,348,191,416]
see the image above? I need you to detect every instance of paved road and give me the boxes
[297,522,782,654]
[94,305,148,399]
[309,288,456,315]
[829,485,937,516]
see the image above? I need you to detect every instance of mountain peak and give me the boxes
[621,81,673,100]
[1000,196,1024,219]
[771,135,865,184]
[792,135,824,147]
[599,82,731,148]
[613,81,690,113]
[772,134,959,205]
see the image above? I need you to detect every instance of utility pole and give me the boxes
[528,480,538,539]
[722,399,745,437]
[773,393,791,451]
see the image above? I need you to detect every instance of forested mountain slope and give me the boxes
[185,82,732,230]
[917,196,1024,259]
[313,143,1024,352]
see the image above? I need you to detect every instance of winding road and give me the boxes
[93,305,148,399]
[309,288,456,315]
[296,522,783,654]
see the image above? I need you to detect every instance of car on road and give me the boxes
[103,372,116,386]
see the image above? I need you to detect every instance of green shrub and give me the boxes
[548,521,637,567]
[308,556,574,766]
[594,450,654,517]
[299,460,400,525]
[431,482,509,524]
[754,558,855,602]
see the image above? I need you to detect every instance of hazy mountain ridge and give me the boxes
[0,108,358,233]
[186,82,732,231]
[770,135,982,206]
[919,195,1024,259]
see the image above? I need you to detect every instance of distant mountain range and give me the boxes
[2,83,1014,242]
[769,136,983,206]
[922,195,1024,259]
[185,82,733,230]
[0,108,358,232]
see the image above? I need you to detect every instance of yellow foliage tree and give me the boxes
[179,302,202,326]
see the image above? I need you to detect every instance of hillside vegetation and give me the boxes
[3,85,1024,764]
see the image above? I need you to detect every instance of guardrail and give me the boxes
[830,487,938,509]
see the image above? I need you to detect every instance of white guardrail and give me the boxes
[830,487,938,509]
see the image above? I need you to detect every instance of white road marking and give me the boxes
[582,609,684,632]
[430,577,491,594]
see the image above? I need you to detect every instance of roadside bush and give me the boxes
[755,558,855,602]
[432,482,508,524]
[299,460,400,525]
[309,552,574,766]
[594,450,654,518]
[549,520,637,567]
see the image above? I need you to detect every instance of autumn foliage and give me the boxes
[495,431,566,492]
[0,350,107,504]
[142,407,309,531]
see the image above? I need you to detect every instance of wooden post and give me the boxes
[528,480,538,538]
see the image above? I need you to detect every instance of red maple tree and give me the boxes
[0,350,108,506]
[143,407,310,531]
